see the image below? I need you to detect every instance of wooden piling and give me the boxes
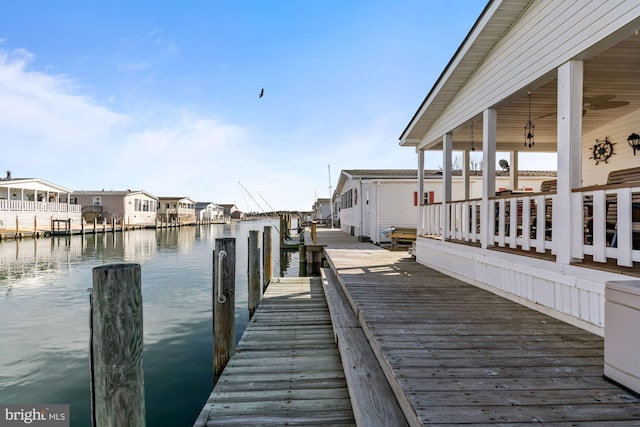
[263,226,272,292]
[111,218,116,233]
[248,230,261,319]
[213,238,236,384]
[90,263,145,427]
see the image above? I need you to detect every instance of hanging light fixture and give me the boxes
[470,120,475,152]
[627,132,640,155]
[524,91,535,148]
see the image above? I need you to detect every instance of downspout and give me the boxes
[359,178,363,238]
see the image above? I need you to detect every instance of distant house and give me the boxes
[0,172,81,232]
[312,198,332,224]
[158,197,196,224]
[195,202,225,223]
[336,169,555,244]
[71,190,158,225]
[218,204,243,221]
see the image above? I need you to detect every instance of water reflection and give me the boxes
[0,221,293,427]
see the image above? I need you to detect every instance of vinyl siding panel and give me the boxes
[421,0,640,148]
[581,109,640,186]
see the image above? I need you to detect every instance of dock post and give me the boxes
[90,263,145,427]
[15,215,19,237]
[213,238,236,384]
[263,226,272,291]
[248,230,261,319]
[311,222,317,243]
[34,215,37,236]
[112,218,116,233]
[93,218,97,233]
[81,219,85,235]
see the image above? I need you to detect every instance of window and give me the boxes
[341,189,353,209]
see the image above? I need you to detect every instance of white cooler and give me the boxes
[604,280,640,394]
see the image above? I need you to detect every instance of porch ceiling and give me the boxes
[424,33,640,153]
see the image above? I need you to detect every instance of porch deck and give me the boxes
[316,228,640,426]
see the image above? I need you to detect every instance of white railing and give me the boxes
[421,193,556,251]
[422,186,640,268]
[490,192,555,254]
[0,200,80,213]
[422,199,482,244]
[574,184,640,267]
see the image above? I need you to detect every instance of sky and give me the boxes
[0,0,554,212]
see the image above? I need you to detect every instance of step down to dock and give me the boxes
[321,268,408,426]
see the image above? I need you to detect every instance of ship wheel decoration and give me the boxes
[589,137,615,165]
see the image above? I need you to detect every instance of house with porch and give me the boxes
[0,173,81,232]
[195,202,225,223]
[71,190,158,226]
[158,197,197,224]
[336,169,556,244]
[400,0,640,343]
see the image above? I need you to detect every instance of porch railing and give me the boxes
[421,184,640,267]
[573,183,640,267]
[0,199,81,213]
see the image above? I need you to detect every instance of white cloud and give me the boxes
[0,47,311,209]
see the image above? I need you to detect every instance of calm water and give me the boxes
[0,220,299,426]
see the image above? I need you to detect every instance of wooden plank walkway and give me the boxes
[315,228,640,426]
[193,276,356,426]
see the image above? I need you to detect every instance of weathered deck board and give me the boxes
[316,229,640,426]
[193,276,355,427]
[322,267,408,426]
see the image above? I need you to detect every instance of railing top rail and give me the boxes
[489,191,554,200]
[573,182,640,193]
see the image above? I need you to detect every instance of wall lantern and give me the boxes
[524,91,535,148]
[627,132,640,155]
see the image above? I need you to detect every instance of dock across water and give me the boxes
[195,228,640,426]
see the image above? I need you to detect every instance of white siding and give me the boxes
[582,109,640,186]
[420,0,640,148]
[375,181,418,243]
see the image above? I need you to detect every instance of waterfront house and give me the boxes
[336,169,555,244]
[0,172,81,232]
[195,202,225,223]
[71,190,158,226]
[218,204,243,221]
[399,0,640,340]
[312,198,332,225]
[157,197,196,224]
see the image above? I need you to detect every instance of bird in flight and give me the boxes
[258,88,264,98]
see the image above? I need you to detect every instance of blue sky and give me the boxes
[0,1,509,211]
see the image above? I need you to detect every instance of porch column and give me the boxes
[417,148,425,236]
[509,151,518,191]
[480,108,497,249]
[462,149,470,199]
[442,133,453,241]
[556,59,583,264]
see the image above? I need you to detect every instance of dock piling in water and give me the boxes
[213,238,236,384]
[263,226,272,291]
[248,230,261,319]
[89,263,145,427]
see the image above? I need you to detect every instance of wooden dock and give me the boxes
[315,228,640,426]
[193,276,356,426]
